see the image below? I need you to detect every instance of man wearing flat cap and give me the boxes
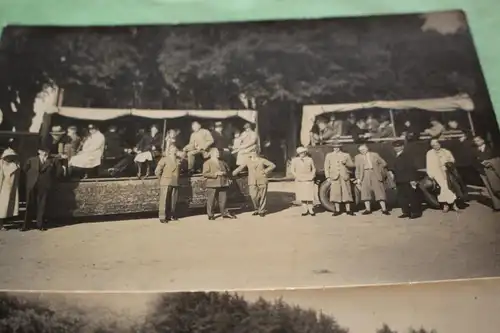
[388,140,422,219]
[23,146,63,231]
[324,141,355,216]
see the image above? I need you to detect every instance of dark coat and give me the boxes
[202,158,231,188]
[390,150,419,184]
[211,130,231,150]
[24,156,62,192]
[136,132,163,154]
[104,131,125,159]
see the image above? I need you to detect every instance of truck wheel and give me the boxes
[318,180,337,212]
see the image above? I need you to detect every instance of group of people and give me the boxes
[45,119,260,180]
[311,112,466,146]
[290,134,500,219]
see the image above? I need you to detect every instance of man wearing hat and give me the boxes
[388,140,422,219]
[203,147,236,220]
[23,146,63,231]
[48,125,66,156]
[211,121,232,163]
[155,145,183,223]
[290,146,316,216]
[68,124,105,179]
[234,122,259,166]
[311,117,336,146]
[324,141,355,216]
[232,151,276,217]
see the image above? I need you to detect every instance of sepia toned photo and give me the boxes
[0,10,500,291]
[2,278,500,332]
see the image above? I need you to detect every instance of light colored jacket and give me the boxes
[324,151,353,181]
[426,148,454,180]
[184,129,214,151]
[355,152,387,182]
[69,131,105,168]
[233,156,276,185]
[290,156,316,182]
[155,155,180,187]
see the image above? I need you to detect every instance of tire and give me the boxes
[318,180,337,212]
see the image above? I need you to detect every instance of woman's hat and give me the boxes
[296,146,307,154]
[332,141,342,148]
[1,147,16,159]
[50,125,65,134]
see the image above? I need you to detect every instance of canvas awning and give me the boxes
[300,94,474,146]
[46,106,258,124]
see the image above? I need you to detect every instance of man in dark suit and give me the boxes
[202,148,237,220]
[22,146,63,231]
[388,140,422,219]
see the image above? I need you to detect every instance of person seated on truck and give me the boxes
[183,121,215,174]
[373,115,394,139]
[310,118,336,146]
[211,121,233,164]
[234,122,259,167]
[58,125,81,177]
[401,120,420,142]
[365,113,380,134]
[424,118,445,138]
[68,124,105,179]
[102,125,126,171]
[348,118,370,143]
[327,114,344,138]
[133,124,163,179]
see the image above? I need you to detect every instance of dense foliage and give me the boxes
[0,12,495,136]
[0,292,436,333]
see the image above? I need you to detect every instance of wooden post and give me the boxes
[467,111,476,136]
[389,109,397,136]
[161,118,167,152]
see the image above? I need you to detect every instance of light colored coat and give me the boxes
[0,150,20,219]
[290,156,316,201]
[324,151,353,181]
[69,131,105,168]
[354,152,387,182]
[184,128,214,152]
[233,156,276,185]
[426,148,456,203]
[235,130,258,164]
[155,155,181,187]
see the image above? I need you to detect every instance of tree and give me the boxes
[0,26,141,131]
[139,292,348,333]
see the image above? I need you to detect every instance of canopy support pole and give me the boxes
[467,112,476,136]
[161,119,167,152]
[389,109,397,136]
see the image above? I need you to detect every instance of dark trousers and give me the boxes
[206,187,228,217]
[159,185,179,220]
[396,182,421,216]
[23,186,48,229]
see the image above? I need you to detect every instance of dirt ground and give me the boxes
[0,182,499,291]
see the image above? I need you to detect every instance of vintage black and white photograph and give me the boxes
[0,10,500,290]
[2,278,500,332]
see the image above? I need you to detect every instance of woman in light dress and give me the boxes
[426,139,458,212]
[290,146,316,216]
[0,144,20,230]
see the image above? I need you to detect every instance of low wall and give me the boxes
[46,175,250,219]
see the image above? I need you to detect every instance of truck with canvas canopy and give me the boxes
[39,106,257,219]
[301,94,477,212]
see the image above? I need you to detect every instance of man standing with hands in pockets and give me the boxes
[155,146,183,223]
[232,151,276,217]
[203,148,237,220]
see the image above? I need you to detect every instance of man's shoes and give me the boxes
[222,213,237,219]
[398,214,409,219]
[301,212,309,216]
[252,212,259,216]
[381,210,390,216]
[208,216,215,220]
[38,227,47,231]
[332,212,342,217]
[346,211,355,216]
[259,213,266,217]
[309,212,316,217]
[160,219,168,223]
[362,210,371,215]
[170,215,179,221]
